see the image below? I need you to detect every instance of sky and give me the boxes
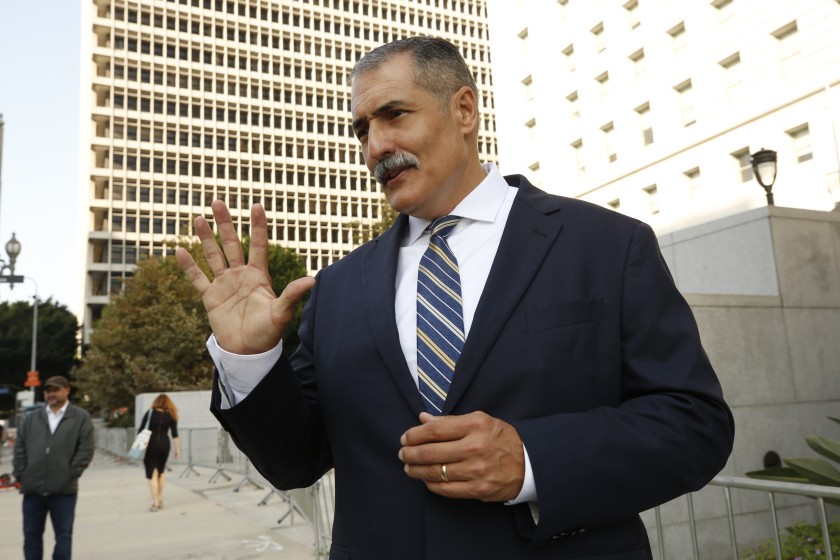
[0,1,82,316]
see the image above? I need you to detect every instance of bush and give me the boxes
[742,521,840,560]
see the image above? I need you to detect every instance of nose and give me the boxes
[366,121,395,168]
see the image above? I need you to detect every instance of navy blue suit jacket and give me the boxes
[212,175,734,559]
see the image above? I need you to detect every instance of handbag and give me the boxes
[128,409,152,460]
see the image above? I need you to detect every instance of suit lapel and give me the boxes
[444,178,564,413]
[361,214,425,412]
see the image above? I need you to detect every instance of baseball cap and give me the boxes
[43,376,70,389]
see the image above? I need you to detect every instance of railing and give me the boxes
[98,424,839,560]
[653,475,840,560]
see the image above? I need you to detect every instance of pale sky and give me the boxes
[0,1,82,316]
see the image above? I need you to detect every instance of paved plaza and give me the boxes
[0,450,321,559]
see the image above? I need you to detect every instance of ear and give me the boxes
[451,86,479,137]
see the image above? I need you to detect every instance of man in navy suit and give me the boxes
[177,36,734,559]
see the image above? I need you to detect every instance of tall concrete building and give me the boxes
[80,0,497,343]
[486,0,840,234]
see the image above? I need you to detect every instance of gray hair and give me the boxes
[349,36,480,113]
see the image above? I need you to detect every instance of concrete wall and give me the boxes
[648,206,840,558]
[134,390,215,430]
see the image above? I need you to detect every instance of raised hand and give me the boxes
[175,200,314,355]
[398,411,526,502]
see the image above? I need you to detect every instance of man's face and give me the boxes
[44,386,70,410]
[351,54,472,220]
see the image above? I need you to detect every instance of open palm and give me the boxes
[176,201,314,355]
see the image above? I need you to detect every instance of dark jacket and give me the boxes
[212,176,734,559]
[13,403,95,495]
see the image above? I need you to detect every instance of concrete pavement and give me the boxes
[0,450,321,559]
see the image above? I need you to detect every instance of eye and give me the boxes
[354,126,368,141]
[388,110,405,119]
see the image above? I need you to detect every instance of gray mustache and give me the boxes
[374,153,420,185]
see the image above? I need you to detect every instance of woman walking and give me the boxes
[139,394,180,511]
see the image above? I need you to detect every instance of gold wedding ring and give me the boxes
[440,463,449,482]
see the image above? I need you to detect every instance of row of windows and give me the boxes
[108,33,493,90]
[101,181,375,207]
[112,0,487,37]
[112,92,352,131]
[568,120,812,178]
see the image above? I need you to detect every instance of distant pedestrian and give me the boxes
[139,394,180,511]
[13,376,94,560]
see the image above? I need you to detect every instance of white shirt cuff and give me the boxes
[506,443,537,505]
[207,334,284,407]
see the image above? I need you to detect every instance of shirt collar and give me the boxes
[405,163,509,245]
[48,401,70,418]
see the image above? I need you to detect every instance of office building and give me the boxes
[81,0,497,343]
[486,0,840,233]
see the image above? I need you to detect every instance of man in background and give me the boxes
[13,376,94,560]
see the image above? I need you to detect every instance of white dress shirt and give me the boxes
[210,163,537,506]
[47,401,69,434]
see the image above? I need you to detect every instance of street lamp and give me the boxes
[751,148,778,206]
[0,232,23,289]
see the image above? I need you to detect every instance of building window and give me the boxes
[567,91,580,122]
[608,199,621,210]
[629,48,646,81]
[563,44,575,72]
[711,0,734,21]
[773,21,800,80]
[591,22,606,53]
[528,161,541,186]
[719,52,743,100]
[635,102,654,146]
[571,139,585,177]
[668,22,687,59]
[787,124,813,163]
[624,0,640,29]
[525,117,537,143]
[643,185,659,214]
[517,27,529,40]
[684,167,702,192]
[601,122,617,163]
[732,148,753,183]
[674,79,695,126]
[596,72,610,102]
[522,74,534,101]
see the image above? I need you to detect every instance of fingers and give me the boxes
[271,277,316,329]
[175,247,211,295]
[398,411,526,502]
[211,199,246,269]
[247,203,269,273]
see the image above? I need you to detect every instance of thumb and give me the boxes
[272,276,316,327]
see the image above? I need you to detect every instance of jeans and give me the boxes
[22,493,78,560]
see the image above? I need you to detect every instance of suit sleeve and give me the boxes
[511,222,734,545]
[210,275,332,490]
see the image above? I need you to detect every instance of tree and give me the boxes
[0,298,79,415]
[75,255,213,416]
[74,239,308,416]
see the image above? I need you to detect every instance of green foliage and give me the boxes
[74,255,213,415]
[74,238,309,415]
[0,299,79,414]
[741,521,840,560]
[746,417,840,506]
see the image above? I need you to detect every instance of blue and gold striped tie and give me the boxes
[417,215,464,415]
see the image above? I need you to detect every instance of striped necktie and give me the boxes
[417,215,464,415]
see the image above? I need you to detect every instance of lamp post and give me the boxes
[751,148,778,206]
[0,232,23,288]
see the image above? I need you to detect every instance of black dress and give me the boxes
[139,409,178,479]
